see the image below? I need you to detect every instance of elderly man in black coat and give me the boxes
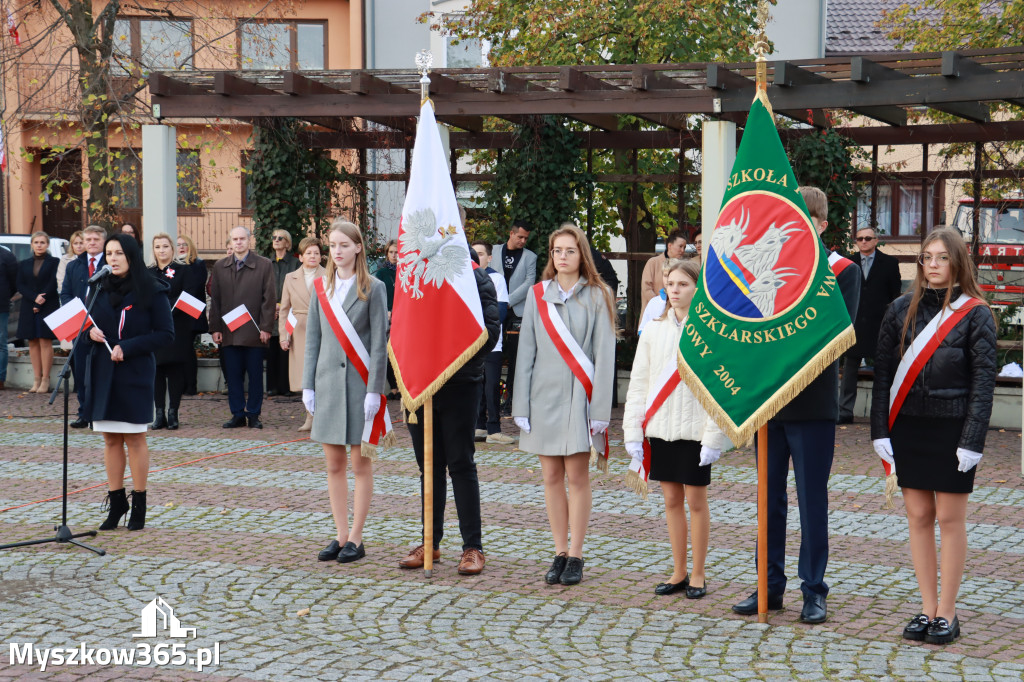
[838,226,903,423]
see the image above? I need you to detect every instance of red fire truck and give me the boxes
[954,197,1024,325]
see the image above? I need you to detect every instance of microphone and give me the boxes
[88,264,113,283]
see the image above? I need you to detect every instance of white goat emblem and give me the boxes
[398,208,467,299]
[734,220,801,278]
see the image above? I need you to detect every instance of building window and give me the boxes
[443,14,486,68]
[113,18,193,74]
[177,150,202,212]
[111,151,141,210]
[240,150,256,214]
[855,182,941,239]
[239,21,326,70]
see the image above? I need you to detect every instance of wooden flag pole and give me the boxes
[757,423,769,623]
[423,396,434,578]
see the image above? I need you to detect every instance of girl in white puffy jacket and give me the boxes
[624,258,726,599]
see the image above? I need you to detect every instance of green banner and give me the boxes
[678,95,854,445]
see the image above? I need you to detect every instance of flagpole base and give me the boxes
[758,613,768,624]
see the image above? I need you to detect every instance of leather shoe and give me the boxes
[800,593,827,624]
[222,415,246,428]
[545,553,568,584]
[732,591,784,615]
[398,544,440,569]
[338,541,366,564]
[685,580,708,599]
[837,415,853,424]
[654,575,689,596]
[457,548,485,575]
[247,415,263,429]
[70,417,89,429]
[559,557,584,585]
[924,615,960,644]
[902,613,931,641]
[317,539,341,561]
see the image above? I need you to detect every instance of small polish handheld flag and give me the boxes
[7,9,19,47]
[44,298,92,342]
[173,291,206,319]
[222,304,253,332]
[0,127,6,172]
[285,309,297,335]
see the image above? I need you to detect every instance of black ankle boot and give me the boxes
[127,490,147,531]
[152,411,167,430]
[99,489,129,530]
[166,409,179,430]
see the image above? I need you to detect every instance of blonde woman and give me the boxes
[304,220,388,564]
[269,229,300,396]
[623,258,725,598]
[17,232,59,392]
[56,230,85,295]
[148,233,192,429]
[513,223,617,586]
[280,236,325,430]
[176,234,207,396]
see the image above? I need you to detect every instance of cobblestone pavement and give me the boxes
[1,389,1023,680]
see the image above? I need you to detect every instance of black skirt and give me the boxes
[649,437,711,487]
[890,415,974,494]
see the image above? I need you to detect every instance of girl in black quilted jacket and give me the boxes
[870,227,997,646]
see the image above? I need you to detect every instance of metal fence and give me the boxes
[178,210,254,256]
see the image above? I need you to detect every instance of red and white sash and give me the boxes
[888,292,985,430]
[532,281,609,468]
[626,361,683,499]
[828,251,854,277]
[314,277,393,451]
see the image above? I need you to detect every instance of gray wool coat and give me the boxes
[303,276,389,445]
[512,279,616,455]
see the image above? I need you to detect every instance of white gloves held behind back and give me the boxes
[874,437,982,473]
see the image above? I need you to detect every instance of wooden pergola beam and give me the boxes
[943,51,1024,109]
[852,56,989,123]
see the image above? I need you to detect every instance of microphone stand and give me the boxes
[1,277,106,554]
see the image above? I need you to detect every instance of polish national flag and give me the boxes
[173,291,206,319]
[388,100,487,412]
[44,298,92,342]
[285,309,297,335]
[0,127,6,172]
[7,10,19,47]
[222,304,253,332]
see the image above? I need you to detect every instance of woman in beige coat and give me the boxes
[513,223,617,586]
[623,258,726,599]
[280,236,325,431]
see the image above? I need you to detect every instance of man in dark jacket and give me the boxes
[60,225,106,425]
[209,226,277,429]
[838,227,903,423]
[733,186,861,625]
[0,245,17,390]
[400,257,500,576]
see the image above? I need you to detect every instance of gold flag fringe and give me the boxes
[678,325,856,446]
[624,469,649,500]
[388,327,489,426]
[754,87,775,119]
[589,446,609,474]
[360,429,397,462]
[883,473,899,510]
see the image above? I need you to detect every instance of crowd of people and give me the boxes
[0,188,998,644]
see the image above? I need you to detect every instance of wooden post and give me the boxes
[423,396,434,578]
[757,423,769,623]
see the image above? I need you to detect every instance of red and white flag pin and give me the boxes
[174,291,206,319]
[44,298,92,342]
[222,304,257,332]
[284,309,297,335]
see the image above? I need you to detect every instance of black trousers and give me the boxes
[407,380,483,551]
[477,351,502,433]
[154,362,185,410]
[183,334,199,395]
[502,319,521,407]
[838,354,862,420]
[71,340,89,419]
[265,338,290,394]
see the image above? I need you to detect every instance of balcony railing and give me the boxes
[178,209,255,256]
[15,62,147,114]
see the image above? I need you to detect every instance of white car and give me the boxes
[0,234,69,262]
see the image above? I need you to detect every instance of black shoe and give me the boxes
[800,593,827,624]
[267,389,279,397]
[151,411,167,430]
[924,616,960,644]
[166,409,179,430]
[70,417,89,429]
[655,575,689,596]
[545,553,568,585]
[98,488,129,530]
[338,542,366,564]
[902,614,931,641]
[837,415,853,425]
[685,580,708,600]
[247,415,263,429]
[318,540,342,561]
[560,557,584,585]
[126,490,147,531]
[732,591,784,615]
[223,415,246,428]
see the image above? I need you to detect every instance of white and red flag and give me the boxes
[284,309,297,335]
[222,304,254,332]
[173,291,206,319]
[388,100,487,412]
[7,9,19,46]
[44,298,92,342]
[0,126,7,172]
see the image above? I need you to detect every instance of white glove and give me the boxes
[699,446,721,467]
[514,416,531,433]
[363,393,381,422]
[872,438,894,467]
[956,447,983,472]
[625,441,643,460]
[590,420,609,435]
[302,389,315,415]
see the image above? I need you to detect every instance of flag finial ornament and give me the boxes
[416,50,433,103]
[752,0,773,113]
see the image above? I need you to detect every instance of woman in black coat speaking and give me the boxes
[84,233,173,532]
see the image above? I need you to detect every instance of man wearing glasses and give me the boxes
[838,226,903,424]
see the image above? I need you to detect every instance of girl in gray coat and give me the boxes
[303,220,389,565]
[513,223,617,586]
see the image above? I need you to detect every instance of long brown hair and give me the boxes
[543,223,618,333]
[900,226,993,352]
[324,218,371,300]
[655,258,700,321]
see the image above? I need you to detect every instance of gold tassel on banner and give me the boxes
[883,473,899,510]
[624,469,649,500]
